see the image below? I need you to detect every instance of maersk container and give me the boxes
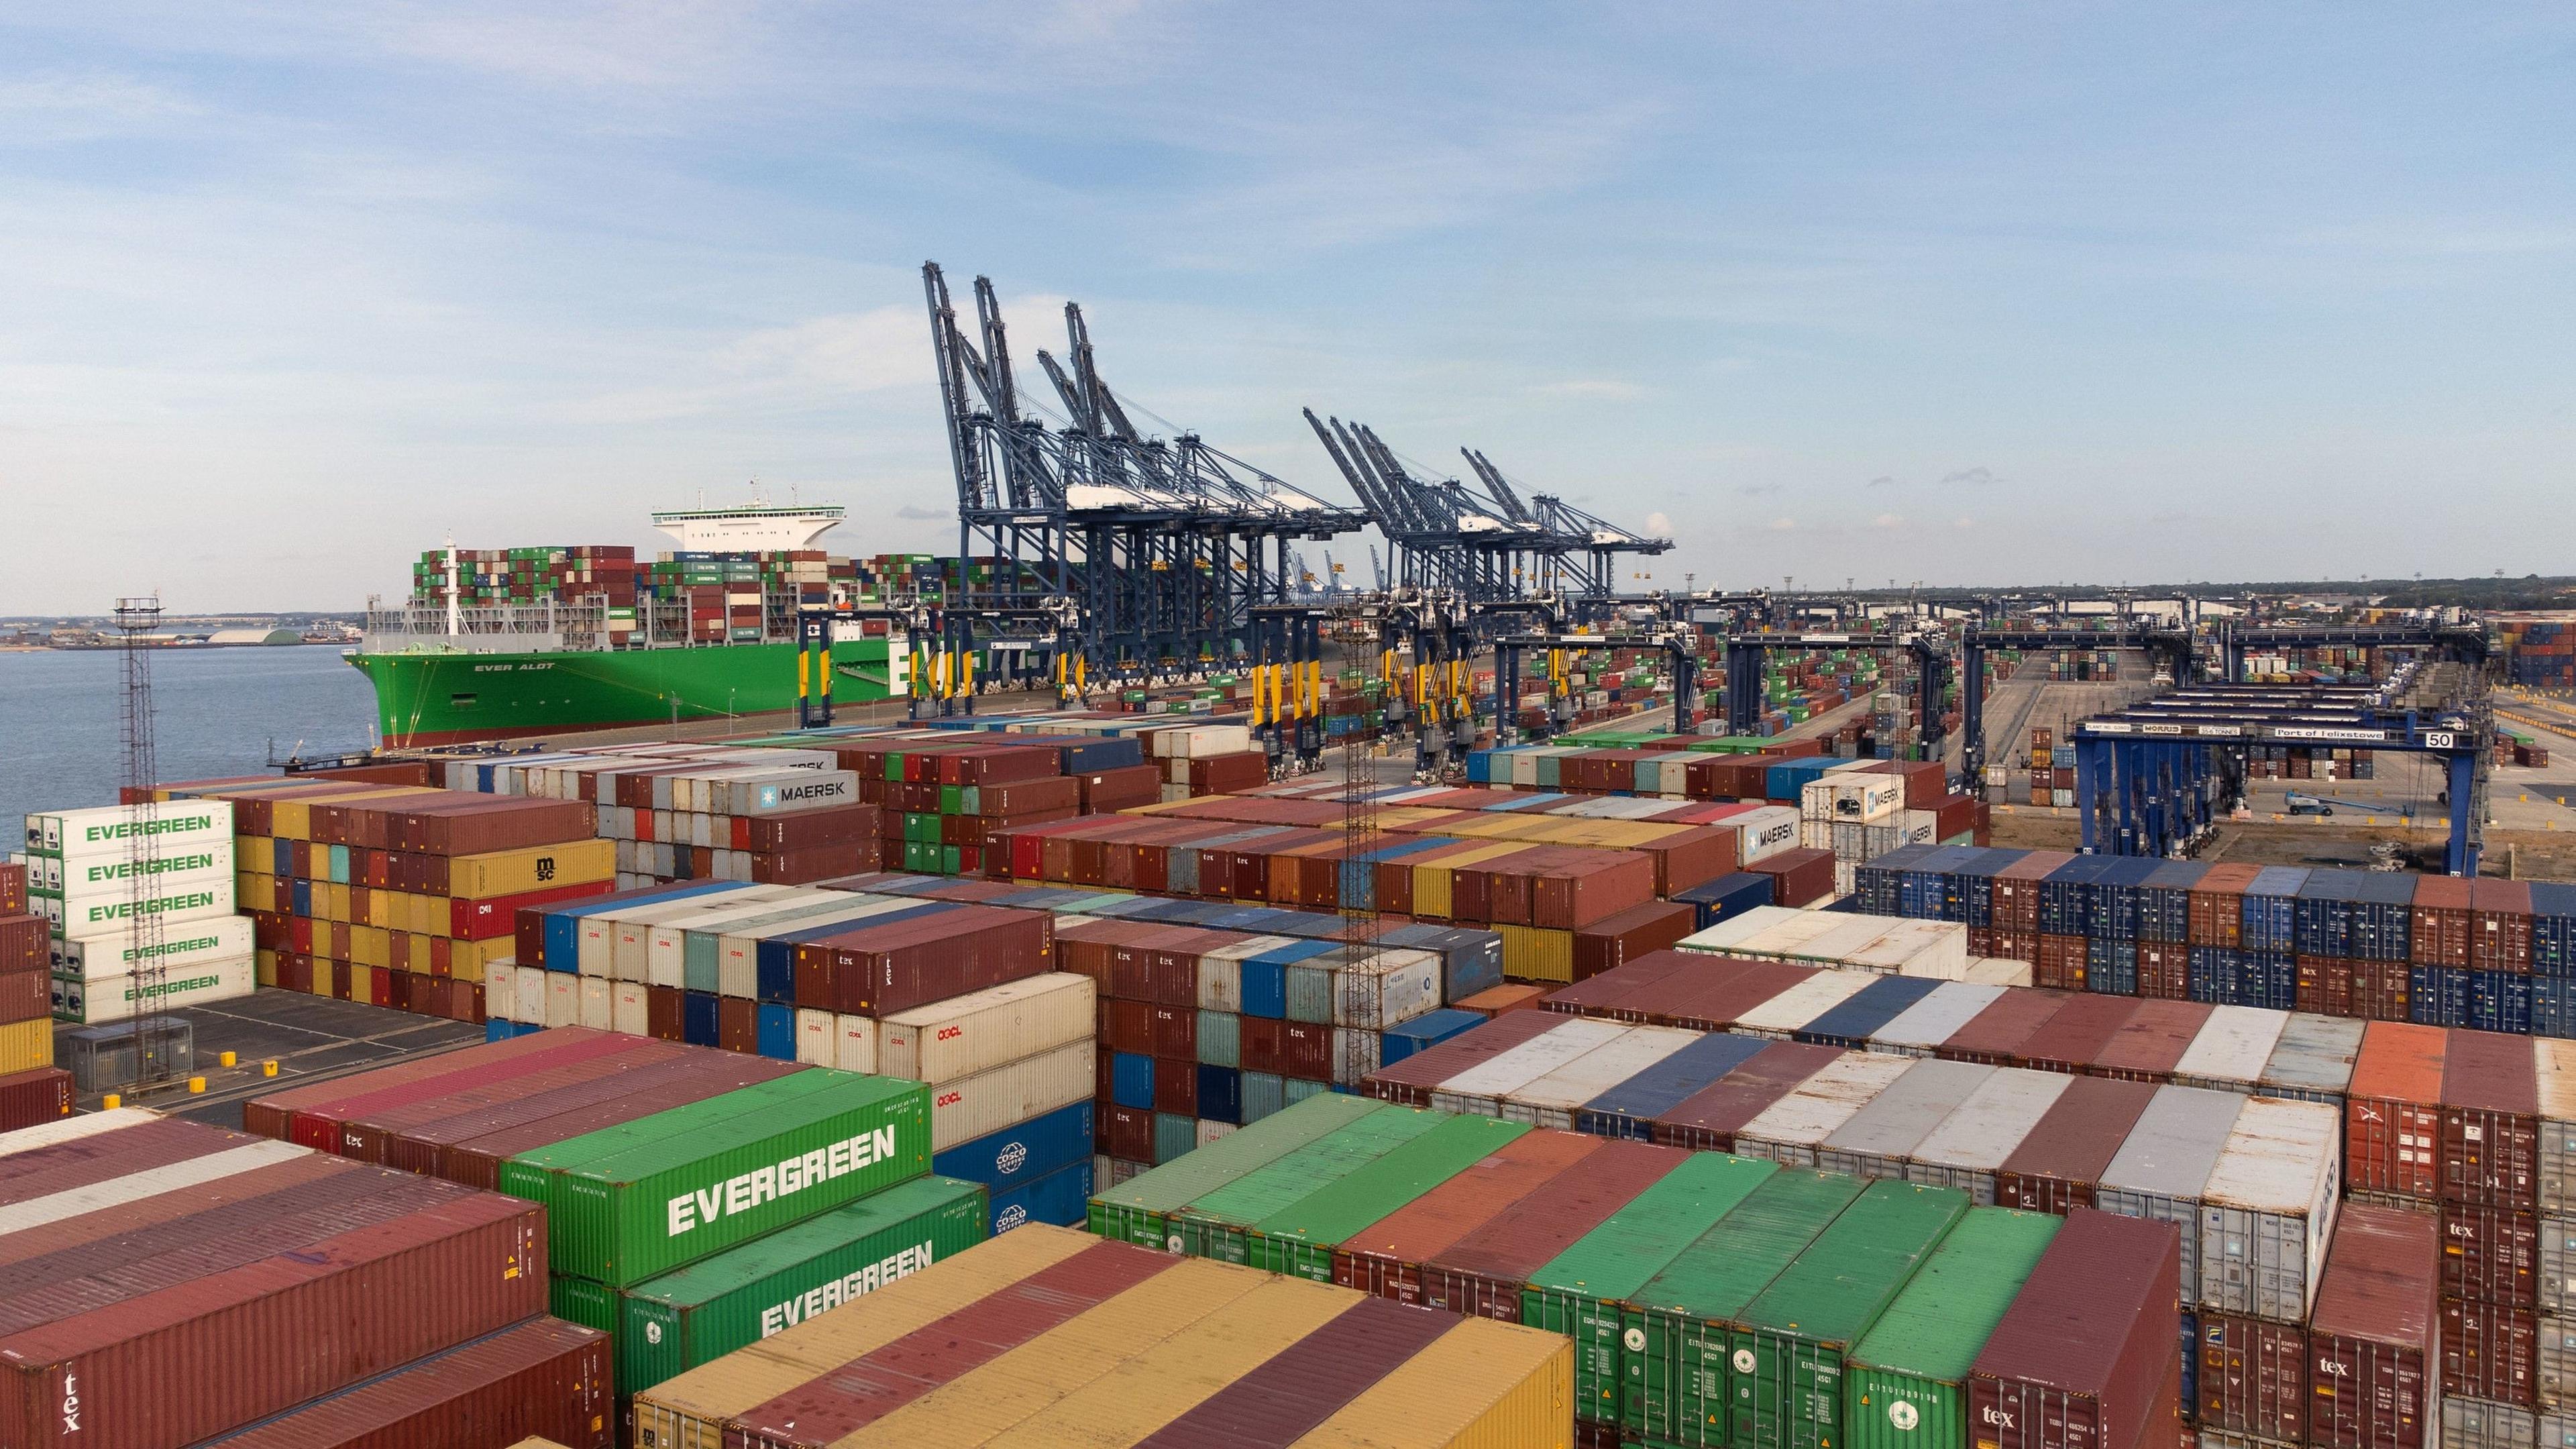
[1903,1067,2071,1205]
[557,1173,989,1395]
[2092,1084,2247,1294]
[1733,1179,1970,1449]
[1500,1024,1700,1130]
[1243,1111,1531,1281]
[498,1070,932,1286]
[1169,1103,1446,1262]
[2198,1095,2341,1322]
[1845,1208,2065,1449]
[1736,1051,1916,1167]
[1522,1151,1782,1431]
[1817,1059,1995,1182]
[1625,1167,1872,1446]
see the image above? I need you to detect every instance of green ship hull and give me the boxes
[348,639,901,746]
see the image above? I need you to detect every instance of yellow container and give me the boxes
[1293,1314,1572,1448]
[1411,842,1525,922]
[446,839,616,899]
[1496,924,1574,983]
[351,924,392,969]
[347,963,376,1002]
[255,949,278,987]
[0,1017,55,1074]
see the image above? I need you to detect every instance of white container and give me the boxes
[2538,1039,2576,1216]
[1155,724,1254,758]
[716,770,862,816]
[1197,936,1296,1014]
[514,965,547,1024]
[1732,970,1876,1040]
[34,837,233,897]
[2171,1006,2291,1093]
[2257,1013,2365,1106]
[1285,947,1442,1030]
[484,959,517,1022]
[50,914,253,977]
[717,896,912,998]
[608,887,791,982]
[1499,1025,1699,1130]
[2096,1084,2247,1294]
[877,974,1095,1084]
[833,1014,880,1074]
[1817,1058,1995,1181]
[0,1106,160,1159]
[46,874,235,941]
[1676,906,1809,955]
[1734,1051,1915,1167]
[610,981,649,1036]
[1854,921,1971,981]
[25,800,234,861]
[1964,957,2035,987]
[544,972,580,1028]
[1904,1067,2072,1205]
[1196,1120,1238,1148]
[1870,981,2005,1057]
[795,1009,837,1065]
[1732,806,1801,865]
[578,975,614,1030]
[50,953,255,1022]
[1428,1016,1629,1116]
[2198,1095,2342,1322]
[926,1039,1095,1152]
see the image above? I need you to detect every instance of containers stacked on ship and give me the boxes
[237,1032,981,1403]
[23,800,250,1022]
[629,1223,1576,1449]
[0,1108,611,1449]
[0,861,60,1099]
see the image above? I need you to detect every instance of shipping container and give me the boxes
[1904,1067,2072,1205]
[1817,1059,1997,1181]
[873,972,1093,1083]
[2349,1022,2447,1202]
[1083,1096,1380,1245]
[1871,981,2008,1058]
[1417,1136,1687,1320]
[1736,1051,1917,1167]
[1845,1208,2065,1449]
[1523,1150,1782,1430]
[2540,1038,2576,1218]
[1996,1076,2160,1214]
[2198,1095,2342,1322]
[1970,1208,2182,1449]
[2092,1085,2247,1293]
[1169,1104,1446,1262]
[1362,1008,1566,1106]
[1655,1040,1847,1152]
[2197,1309,2308,1444]
[1244,1112,1531,1281]
[2445,1027,2542,1214]
[186,1316,613,1449]
[2168,1007,2289,1094]
[1332,1128,1600,1303]
[1499,1024,1701,1130]
[2259,1012,2364,1106]
[1575,1032,1772,1141]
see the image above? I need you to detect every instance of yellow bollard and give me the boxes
[102,1093,121,1110]
[188,1076,207,1094]
[263,1059,280,1077]
[219,1051,237,1068]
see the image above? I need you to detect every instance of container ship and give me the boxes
[348,502,913,745]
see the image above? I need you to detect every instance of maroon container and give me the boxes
[2019,995,2141,1075]
[244,1027,621,1146]
[1,1116,260,1205]
[2134,943,2189,1002]
[1102,1000,1152,1056]
[2469,880,2534,973]
[2308,1202,2439,1449]
[2091,1000,2211,1082]
[2439,1295,2537,1406]
[0,1179,547,1449]
[2188,865,2259,949]
[2350,957,2412,1022]
[2440,1028,2540,1213]
[199,1314,612,1449]
[1638,826,1739,897]
[1745,848,1834,908]
[1995,1077,2159,1213]
[1652,1040,1842,1151]
[0,1067,72,1132]
[2197,1311,2308,1444]
[718,998,759,1054]
[1281,1022,1333,1081]
[2410,876,2473,968]
[2438,1204,2538,1309]
[1152,1057,1199,1117]
[1102,1103,1154,1162]
[1970,1208,2182,1449]
[1363,1012,1563,1106]
[1569,903,1697,981]
[1148,1006,1196,1060]
[803,906,1051,1017]
[1992,851,2074,934]
[2033,933,2090,991]
[1938,988,2073,1066]
[1654,959,1817,1031]
[1240,1017,1285,1077]
[1538,952,1707,1020]
[380,1051,806,1186]
[1415,1140,1688,1320]
[333,1036,682,1163]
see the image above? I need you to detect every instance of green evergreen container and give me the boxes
[1169,1105,1445,1263]
[498,1071,931,1286]
[1521,1152,1781,1432]
[1241,1112,1531,1281]
[1623,1168,1868,1446]
[1732,1180,1970,1449]
[1843,1209,2063,1449]
[616,1175,987,1395]
[1085,1095,1381,1248]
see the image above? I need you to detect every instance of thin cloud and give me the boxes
[1642,511,1674,537]
[1768,517,1796,532]
[1939,467,1999,486]
[894,504,948,519]
[1868,474,1898,487]
[1738,482,1785,497]
[1872,513,1904,529]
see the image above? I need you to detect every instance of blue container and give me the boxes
[1899,845,1984,920]
[1949,847,2025,929]
[2294,870,2365,958]
[2086,937,2139,996]
[1377,924,1504,1002]
[290,879,313,917]
[1854,843,1938,917]
[755,1004,797,1060]
[1764,758,1838,801]
[1574,1032,1771,1140]
[2410,965,2470,1028]
[988,1159,1093,1233]
[484,1018,515,1042]
[2348,873,2417,963]
[681,991,721,1046]
[1796,975,1944,1047]
[1055,737,1144,773]
[2181,1312,2200,1416]
[1196,1065,1244,1125]
[2092,858,2162,943]
[2533,977,2576,1038]
[538,880,733,969]
[2241,867,2310,955]
[2245,953,2298,1011]
[1379,1009,1486,1067]
[2471,971,2534,1036]
[934,1099,1093,1190]
[2138,861,2208,943]
[2039,857,2111,937]
[1238,940,1333,1018]
[2532,882,2576,978]
[1240,1071,1286,1124]
[1673,872,1775,931]
[1110,1052,1156,1110]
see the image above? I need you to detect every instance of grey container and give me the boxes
[2540,1040,2576,1218]
[2545,1314,2576,1413]
[2198,1095,2343,1322]
[1197,1010,1240,1069]
[2542,1412,2576,1449]
[1816,1058,1994,1181]
[2168,1006,2288,1094]
[1902,1066,2070,1205]
[2255,1012,2363,1107]
[2094,1084,2249,1295]
[1868,981,2005,1058]
[2448,1397,2542,1449]
[2546,1217,2576,1317]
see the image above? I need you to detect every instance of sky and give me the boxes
[3,3,2571,614]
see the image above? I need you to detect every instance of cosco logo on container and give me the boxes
[996,1142,1028,1173]
[998,1204,1028,1231]
[1889,1401,1919,1432]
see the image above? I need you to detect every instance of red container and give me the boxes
[2350,957,2411,1022]
[2308,1203,2439,1449]
[1652,1040,1842,1151]
[1281,1021,1333,1081]
[0,914,44,975]
[1152,1057,1198,1116]
[1362,1012,1562,1106]
[2348,1022,2447,1202]
[440,1053,806,1191]
[1333,1130,1601,1303]
[2019,995,2141,1075]
[2441,1028,2540,1213]
[1745,848,1833,908]
[2439,1295,2537,1406]
[2033,934,2090,991]
[2295,955,2353,1017]
[1148,1005,1197,1059]
[2469,880,2534,973]
[2134,943,2190,1001]
[1570,902,1696,981]
[2197,1310,2308,1445]
[1415,1139,1687,1320]
[1101,1000,1152,1055]
[0,966,47,1024]
[2438,1203,2538,1309]
[1992,851,2075,934]
[0,1066,72,1131]
[800,906,1051,1016]
[2188,864,2259,948]
[2411,876,2473,968]
[1995,1077,2159,1213]
[200,1314,612,1449]
[1970,1208,2182,1449]
[1650,959,1817,1032]
[245,1028,634,1148]
[335,1036,680,1163]
[2091,1000,2211,1082]
[1938,988,2074,1067]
